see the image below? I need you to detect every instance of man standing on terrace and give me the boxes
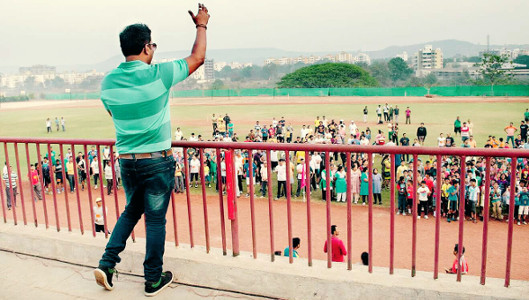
[94,4,209,297]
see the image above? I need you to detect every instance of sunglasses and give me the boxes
[146,42,157,51]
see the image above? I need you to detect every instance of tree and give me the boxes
[387,57,413,85]
[211,79,225,90]
[477,53,513,85]
[367,60,391,86]
[276,63,378,88]
[514,55,529,68]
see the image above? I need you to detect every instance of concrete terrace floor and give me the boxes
[0,250,275,300]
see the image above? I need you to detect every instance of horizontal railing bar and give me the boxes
[1,137,528,158]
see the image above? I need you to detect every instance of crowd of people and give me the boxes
[169,105,529,226]
[5,106,529,229]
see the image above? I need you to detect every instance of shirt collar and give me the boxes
[118,60,148,69]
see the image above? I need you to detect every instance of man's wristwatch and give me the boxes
[196,24,207,30]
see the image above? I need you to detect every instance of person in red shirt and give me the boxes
[445,243,468,274]
[323,225,347,262]
[30,164,43,201]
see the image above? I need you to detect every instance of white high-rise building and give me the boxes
[412,45,443,76]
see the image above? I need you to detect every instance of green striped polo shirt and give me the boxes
[101,59,189,154]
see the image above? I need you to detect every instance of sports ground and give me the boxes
[1,96,529,282]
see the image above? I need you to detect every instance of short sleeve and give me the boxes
[158,59,189,88]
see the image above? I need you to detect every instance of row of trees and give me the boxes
[211,53,528,90]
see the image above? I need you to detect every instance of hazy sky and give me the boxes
[1,0,528,66]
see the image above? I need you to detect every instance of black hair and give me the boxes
[454,243,465,254]
[119,23,151,57]
[293,237,300,249]
[470,178,476,183]
[361,252,369,266]
[331,225,337,235]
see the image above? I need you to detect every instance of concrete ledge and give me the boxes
[0,223,526,299]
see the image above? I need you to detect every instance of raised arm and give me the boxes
[185,3,210,75]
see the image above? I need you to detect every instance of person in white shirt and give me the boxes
[437,133,446,147]
[190,155,201,188]
[260,161,268,198]
[91,157,100,189]
[189,133,198,142]
[275,159,287,199]
[349,121,357,135]
[94,198,110,234]
[300,125,308,140]
[311,152,322,185]
[174,127,183,141]
[104,161,113,196]
[417,181,431,219]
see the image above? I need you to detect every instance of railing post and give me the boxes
[305,151,312,267]
[59,145,72,232]
[71,144,84,234]
[13,143,28,225]
[456,156,467,282]
[199,148,211,254]
[96,145,108,238]
[505,158,517,287]
[24,143,38,227]
[83,145,96,237]
[248,149,257,259]
[215,148,227,255]
[325,152,332,268]
[36,143,50,229]
[4,143,18,225]
[46,143,60,231]
[266,150,275,262]
[368,152,373,273]
[412,154,418,277]
[109,146,120,227]
[346,152,352,270]
[481,157,492,285]
[285,150,293,263]
[228,149,239,256]
[390,153,396,274]
[434,154,442,279]
[183,148,195,248]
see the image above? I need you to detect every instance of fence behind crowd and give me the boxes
[40,85,529,100]
[1,137,529,288]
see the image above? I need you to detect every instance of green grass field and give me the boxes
[2,100,526,144]
[0,98,527,203]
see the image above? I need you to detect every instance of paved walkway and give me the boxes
[0,250,274,300]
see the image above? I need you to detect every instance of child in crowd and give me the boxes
[445,244,468,274]
[447,180,459,222]
[417,180,430,219]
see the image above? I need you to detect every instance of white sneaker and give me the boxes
[424,216,428,219]
[362,202,366,206]
[397,211,401,215]
[518,221,521,226]
[433,211,436,217]
[408,209,412,214]
[417,216,420,219]
[403,212,406,216]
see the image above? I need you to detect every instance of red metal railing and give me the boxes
[1,137,528,287]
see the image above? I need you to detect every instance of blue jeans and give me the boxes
[506,136,515,147]
[99,155,175,282]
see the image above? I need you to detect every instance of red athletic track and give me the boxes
[4,180,528,282]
